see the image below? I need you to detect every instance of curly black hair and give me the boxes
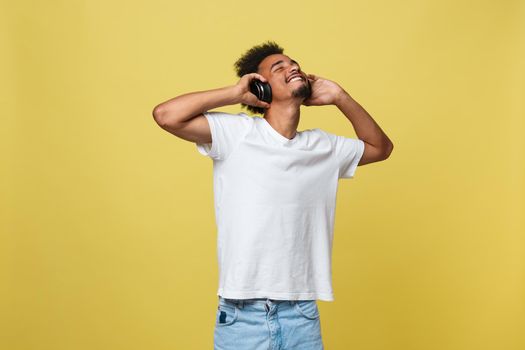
[233,40,284,115]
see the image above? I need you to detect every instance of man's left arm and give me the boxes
[303,73,393,165]
[334,90,394,165]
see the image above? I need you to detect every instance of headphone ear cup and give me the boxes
[249,80,261,99]
[260,81,272,103]
[249,80,272,104]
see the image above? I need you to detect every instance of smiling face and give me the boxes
[257,54,312,103]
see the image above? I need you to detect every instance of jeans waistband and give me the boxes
[219,296,297,309]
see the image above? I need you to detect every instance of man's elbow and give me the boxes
[152,104,165,124]
[382,142,394,160]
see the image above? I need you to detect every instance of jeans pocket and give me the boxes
[216,301,238,326]
[294,300,320,320]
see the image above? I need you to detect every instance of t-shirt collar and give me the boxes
[261,117,300,145]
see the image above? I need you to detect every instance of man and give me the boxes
[152,41,393,350]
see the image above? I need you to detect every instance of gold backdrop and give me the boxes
[2,0,524,349]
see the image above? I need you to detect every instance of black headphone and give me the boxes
[249,79,272,103]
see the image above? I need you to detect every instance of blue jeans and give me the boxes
[214,296,324,350]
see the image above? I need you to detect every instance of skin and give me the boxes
[153,52,393,162]
[255,53,347,140]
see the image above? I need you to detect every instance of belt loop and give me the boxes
[238,299,244,309]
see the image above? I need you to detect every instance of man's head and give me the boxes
[234,41,311,115]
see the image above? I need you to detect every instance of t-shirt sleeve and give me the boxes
[322,130,365,179]
[196,111,253,161]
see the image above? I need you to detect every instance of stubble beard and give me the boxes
[291,80,312,100]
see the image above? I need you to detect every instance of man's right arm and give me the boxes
[152,85,240,144]
[152,73,270,144]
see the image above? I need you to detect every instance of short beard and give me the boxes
[291,80,312,100]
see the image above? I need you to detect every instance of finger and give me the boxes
[252,73,268,82]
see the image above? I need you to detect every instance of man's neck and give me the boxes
[263,102,301,140]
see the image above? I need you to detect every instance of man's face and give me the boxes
[258,54,312,102]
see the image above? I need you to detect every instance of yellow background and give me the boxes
[2,0,524,349]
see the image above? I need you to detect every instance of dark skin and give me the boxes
[255,53,347,140]
[233,53,393,161]
[153,53,393,164]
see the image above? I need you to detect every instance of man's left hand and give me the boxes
[302,74,345,106]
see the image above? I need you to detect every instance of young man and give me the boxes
[152,41,393,350]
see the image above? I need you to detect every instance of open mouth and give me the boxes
[287,76,304,83]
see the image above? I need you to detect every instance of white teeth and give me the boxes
[289,77,302,83]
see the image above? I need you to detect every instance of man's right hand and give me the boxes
[234,73,271,109]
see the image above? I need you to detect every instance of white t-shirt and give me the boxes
[196,111,365,301]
